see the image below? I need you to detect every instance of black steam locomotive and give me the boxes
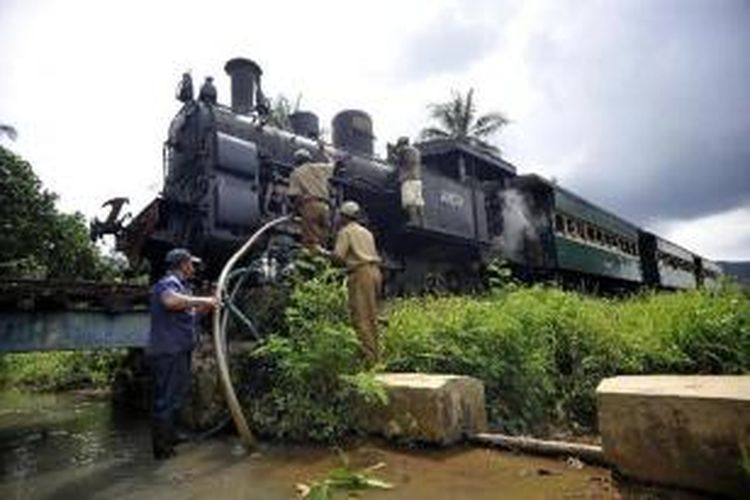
[111,57,721,293]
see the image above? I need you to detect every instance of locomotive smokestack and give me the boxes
[224,57,263,115]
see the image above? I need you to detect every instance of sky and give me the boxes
[1,0,749,260]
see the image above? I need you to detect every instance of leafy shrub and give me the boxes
[240,268,748,439]
[384,283,750,435]
[239,255,385,441]
[0,350,128,390]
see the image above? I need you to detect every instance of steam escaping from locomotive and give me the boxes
[494,189,542,264]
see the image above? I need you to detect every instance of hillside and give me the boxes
[719,261,750,285]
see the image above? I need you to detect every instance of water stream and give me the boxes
[0,390,679,499]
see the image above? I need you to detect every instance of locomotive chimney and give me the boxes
[224,57,263,115]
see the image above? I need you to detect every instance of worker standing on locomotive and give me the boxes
[287,148,334,250]
[319,201,383,366]
[147,248,217,460]
[395,136,425,226]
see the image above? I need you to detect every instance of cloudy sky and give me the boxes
[1,0,749,259]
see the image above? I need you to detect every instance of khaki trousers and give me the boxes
[347,264,382,366]
[298,199,330,249]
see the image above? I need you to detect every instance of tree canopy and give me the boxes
[0,146,117,280]
[420,89,508,152]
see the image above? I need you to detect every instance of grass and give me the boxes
[239,257,748,440]
[0,350,127,391]
[384,283,750,434]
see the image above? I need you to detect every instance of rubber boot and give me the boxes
[152,420,176,460]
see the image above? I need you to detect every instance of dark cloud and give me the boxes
[396,4,513,80]
[518,0,750,223]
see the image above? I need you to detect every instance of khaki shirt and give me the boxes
[397,145,421,182]
[334,221,381,271]
[288,162,334,201]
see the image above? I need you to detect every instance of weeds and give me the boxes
[240,256,386,441]
[0,350,127,391]
[297,451,393,499]
[384,283,750,434]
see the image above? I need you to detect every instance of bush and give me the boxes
[384,283,750,435]
[237,263,748,440]
[0,350,128,391]
[239,256,385,442]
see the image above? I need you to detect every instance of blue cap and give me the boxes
[165,248,201,268]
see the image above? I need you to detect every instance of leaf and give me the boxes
[307,481,331,500]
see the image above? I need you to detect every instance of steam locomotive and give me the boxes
[110,57,721,293]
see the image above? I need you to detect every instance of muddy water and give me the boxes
[0,390,628,499]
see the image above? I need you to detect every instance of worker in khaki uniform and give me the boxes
[287,148,334,249]
[395,136,425,226]
[320,201,382,366]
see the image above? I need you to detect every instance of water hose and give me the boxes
[213,215,292,448]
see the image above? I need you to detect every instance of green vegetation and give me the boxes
[239,256,386,441]
[268,93,303,132]
[0,145,120,280]
[385,284,750,434]
[298,452,393,500]
[420,88,509,152]
[238,263,748,440]
[0,350,127,391]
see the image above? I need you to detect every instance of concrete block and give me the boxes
[361,373,487,445]
[596,375,750,498]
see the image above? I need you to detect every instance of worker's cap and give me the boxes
[397,136,409,145]
[165,248,202,267]
[293,148,312,162]
[340,200,361,218]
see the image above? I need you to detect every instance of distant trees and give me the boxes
[0,146,118,280]
[420,89,508,152]
[268,94,302,132]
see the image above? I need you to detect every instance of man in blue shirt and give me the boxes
[148,248,217,460]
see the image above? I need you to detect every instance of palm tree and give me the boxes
[268,94,302,131]
[420,89,508,152]
[0,124,17,141]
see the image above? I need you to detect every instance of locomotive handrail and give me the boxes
[213,215,292,449]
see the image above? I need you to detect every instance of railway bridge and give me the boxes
[0,279,149,353]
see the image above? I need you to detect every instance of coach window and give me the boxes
[619,239,628,254]
[566,218,577,236]
[608,234,617,249]
[555,214,565,233]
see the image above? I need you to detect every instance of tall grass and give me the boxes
[384,284,750,434]
[242,265,748,440]
[0,350,127,391]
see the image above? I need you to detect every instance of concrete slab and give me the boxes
[596,375,750,498]
[361,373,487,445]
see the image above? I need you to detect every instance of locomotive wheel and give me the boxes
[424,272,448,295]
